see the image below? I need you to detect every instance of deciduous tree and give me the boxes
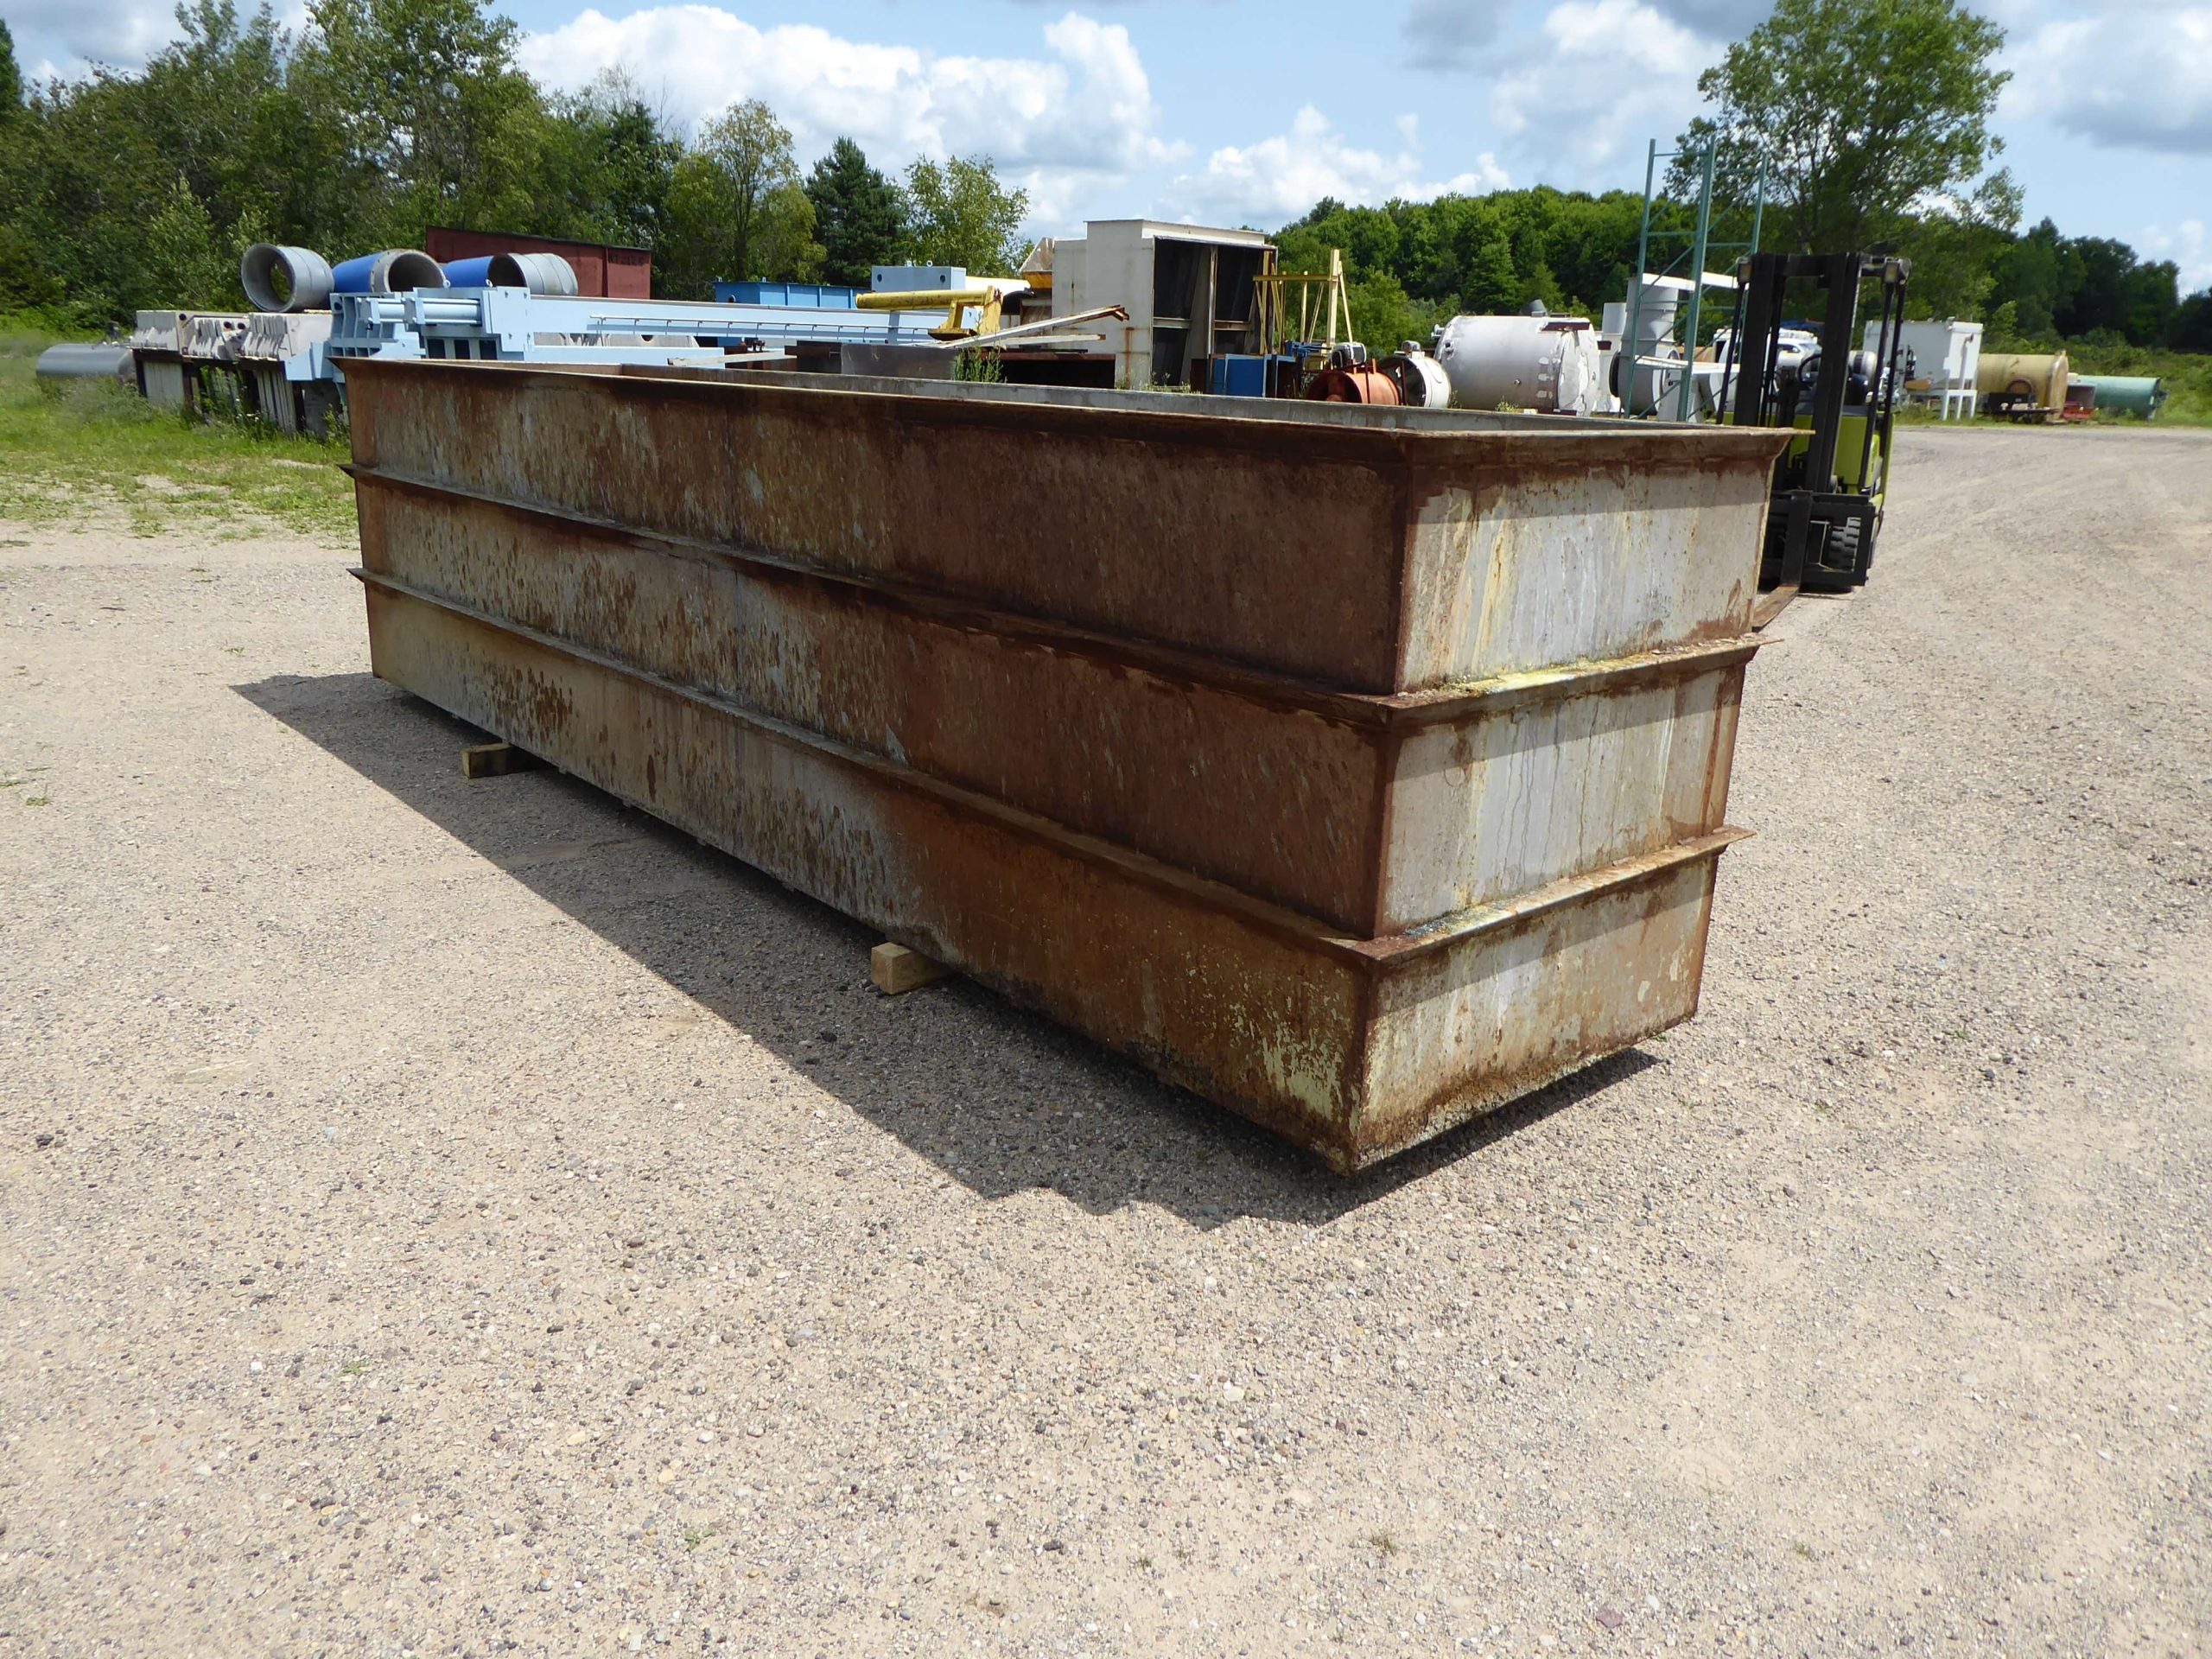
[1671,0,2012,256]
[901,156,1028,274]
[662,99,820,297]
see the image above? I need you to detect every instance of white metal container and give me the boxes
[1431,315,1603,414]
[1871,318,1981,420]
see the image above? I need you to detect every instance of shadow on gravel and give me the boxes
[238,671,1655,1228]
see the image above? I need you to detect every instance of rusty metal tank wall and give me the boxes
[344,359,1786,1170]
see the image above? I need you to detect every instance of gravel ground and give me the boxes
[2,425,2207,1658]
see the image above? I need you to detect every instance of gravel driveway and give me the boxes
[3,424,2207,1656]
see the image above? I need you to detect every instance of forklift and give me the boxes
[1720,252,1910,608]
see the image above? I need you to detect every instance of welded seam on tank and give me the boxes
[357,565,1748,971]
[1363,828,1750,963]
[346,464,1760,727]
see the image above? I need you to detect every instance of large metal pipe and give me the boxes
[331,249,448,295]
[2073,373,2166,419]
[438,256,502,288]
[488,252,579,296]
[1303,365,1401,404]
[1384,346,1451,409]
[240,244,335,313]
[859,287,998,310]
[440,253,577,294]
[35,342,134,387]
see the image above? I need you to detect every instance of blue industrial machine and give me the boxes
[310,287,954,389]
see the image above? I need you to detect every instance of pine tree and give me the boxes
[804,137,906,288]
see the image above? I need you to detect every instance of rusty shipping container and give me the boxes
[344,359,1789,1171]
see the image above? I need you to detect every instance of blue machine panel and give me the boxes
[1208,354,1272,397]
[714,282,861,309]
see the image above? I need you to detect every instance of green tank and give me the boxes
[2075,375,2167,419]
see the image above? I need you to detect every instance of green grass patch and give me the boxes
[0,321,358,542]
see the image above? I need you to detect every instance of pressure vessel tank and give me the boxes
[2072,374,2165,419]
[1976,352,2070,412]
[1431,314,1602,414]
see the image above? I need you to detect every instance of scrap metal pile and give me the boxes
[111,241,1092,436]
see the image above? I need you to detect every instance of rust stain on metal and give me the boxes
[345,359,1782,1171]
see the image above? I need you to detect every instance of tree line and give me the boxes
[1,0,2204,357]
[1281,194,2209,359]
[0,0,1029,323]
[1295,0,2206,357]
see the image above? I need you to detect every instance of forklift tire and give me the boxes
[1855,509,1882,584]
[1797,520,1853,594]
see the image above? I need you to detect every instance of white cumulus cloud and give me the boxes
[1402,0,1517,70]
[516,7,1180,221]
[2004,2,2212,155]
[1489,0,1717,180]
[9,0,188,77]
[1170,106,1510,226]
[2140,219,2211,292]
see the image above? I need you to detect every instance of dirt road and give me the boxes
[3,425,2207,1656]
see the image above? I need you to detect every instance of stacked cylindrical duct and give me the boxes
[241,245,336,313]
[244,244,581,309]
[439,253,581,295]
[330,250,448,296]
[494,253,579,296]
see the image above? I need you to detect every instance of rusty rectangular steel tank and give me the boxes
[343,359,1787,1171]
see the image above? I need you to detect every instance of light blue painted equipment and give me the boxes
[715,282,859,308]
[309,288,956,392]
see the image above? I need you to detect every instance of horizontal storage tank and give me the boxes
[1432,314,1603,414]
[2073,374,2166,419]
[35,342,133,386]
[344,361,1787,1171]
[1978,351,2070,411]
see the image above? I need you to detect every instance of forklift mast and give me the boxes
[1724,252,1910,612]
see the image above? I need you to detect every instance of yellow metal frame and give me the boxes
[1252,248,1354,353]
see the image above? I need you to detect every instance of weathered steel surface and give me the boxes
[345,359,1784,1169]
[347,359,1783,695]
[359,576,1739,1169]
[353,471,1751,935]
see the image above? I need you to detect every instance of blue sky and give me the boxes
[10,0,2209,289]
